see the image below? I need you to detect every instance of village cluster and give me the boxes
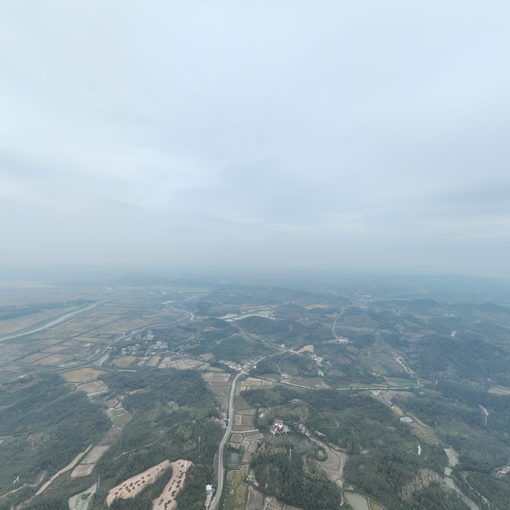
[119,330,170,357]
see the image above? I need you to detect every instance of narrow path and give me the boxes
[331,308,345,340]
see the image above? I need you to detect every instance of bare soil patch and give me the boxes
[36,354,70,365]
[312,437,347,487]
[106,460,171,506]
[152,459,193,510]
[71,445,110,478]
[43,345,67,353]
[68,482,97,510]
[20,352,48,363]
[62,368,105,383]
[489,385,510,396]
[113,356,137,367]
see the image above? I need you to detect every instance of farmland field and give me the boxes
[62,368,105,383]
[1,280,510,510]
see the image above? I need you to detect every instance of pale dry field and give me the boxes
[239,377,274,392]
[36,354,70,365]
[71,446,110,478]
[288,375,330,389]
[160,357,205,370]
[147,356,161,366]
[70,425,125,478]
[238,431,264,464]
[202,371,231,409]
[489,385,510,395]
[43,345,67,353]
[113,356,137,367]
[40,338,62,345]
[62,368,105,383]
[106,406,131,426]
[202,372,231,382]
[19,352,48,363]
[0,342,23,350]
[246,487,304,510]
[52,314,123,337]
[233,409,256,431]
[158,356,174,368]
[77,380,109,396]
[74,336,105,343]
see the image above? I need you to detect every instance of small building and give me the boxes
[400,416,414,424]
[269,418,290,435]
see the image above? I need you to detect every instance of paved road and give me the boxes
[209,370,243,510]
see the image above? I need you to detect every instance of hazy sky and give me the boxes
[1,1,510,278]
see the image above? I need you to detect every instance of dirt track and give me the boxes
[36,444,92,495]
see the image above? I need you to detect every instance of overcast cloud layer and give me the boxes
[1,1,509,278]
